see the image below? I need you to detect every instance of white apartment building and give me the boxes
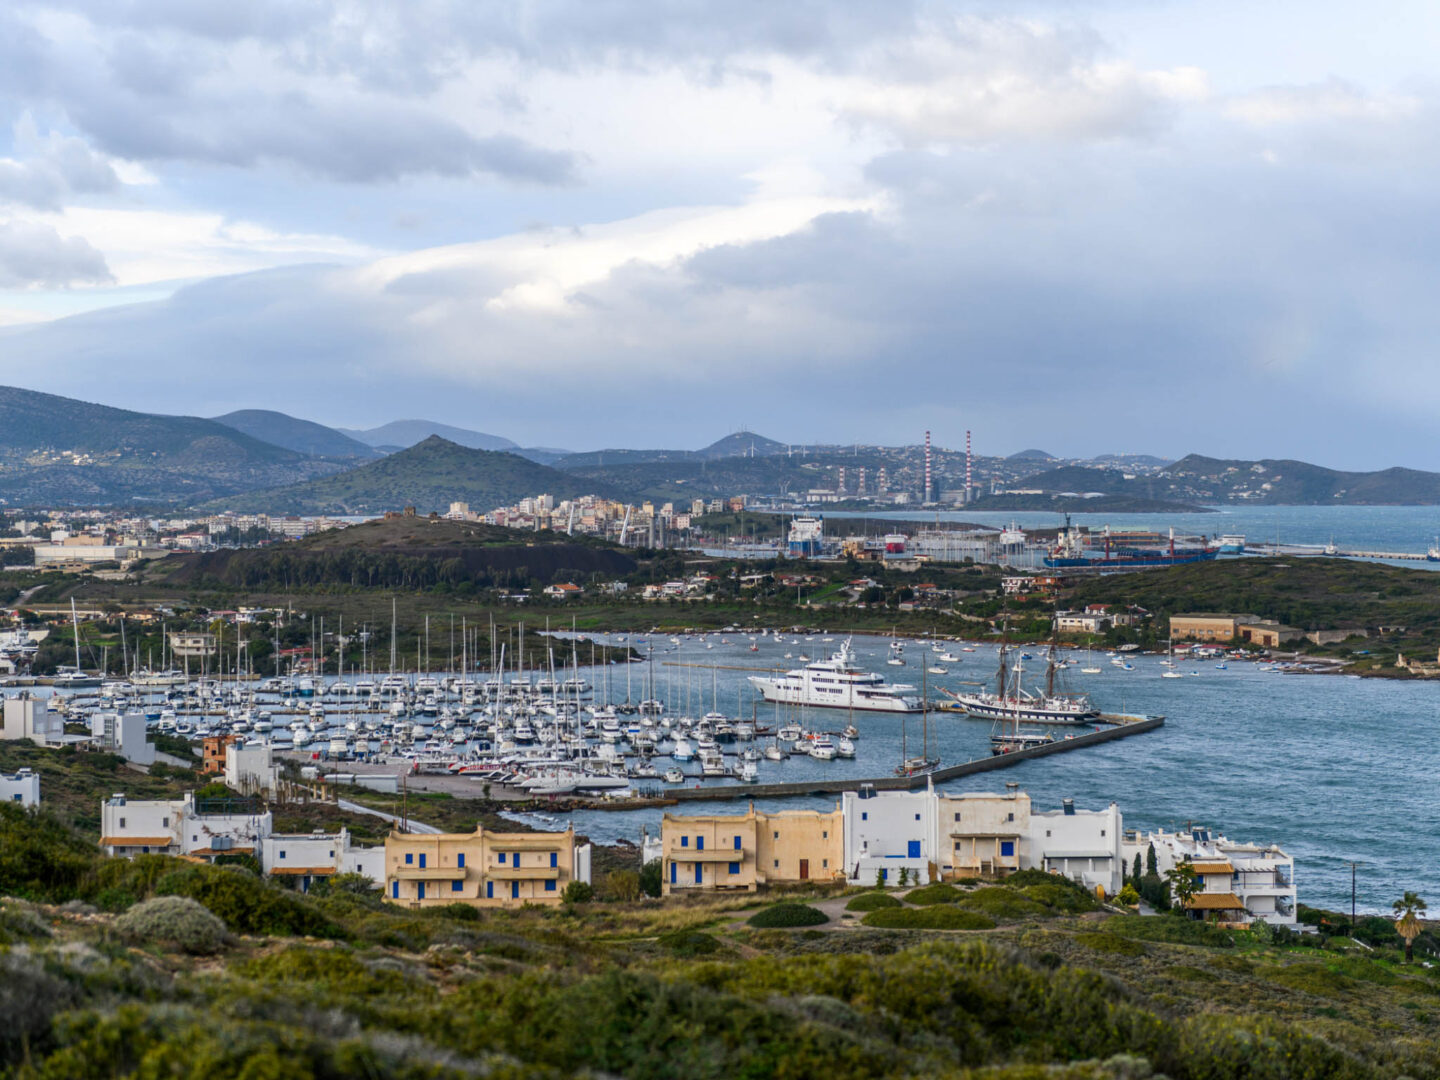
[1028,798,1124,895]
[100,792,273,859]
[941,788,1031,878]
[1125,826,1297,926]
[0,767,39,806]
[1,695,65,746]
[260,828,385,892]
[842,787,942,885]
[89,711,155,765]
[225,742,280,797]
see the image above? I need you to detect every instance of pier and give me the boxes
[658,712,1164,803]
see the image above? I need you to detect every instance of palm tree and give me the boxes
[1393,892,1428,962]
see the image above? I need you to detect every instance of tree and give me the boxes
[1393,891,1428,962]
[638,859,663,898]
[1145,843,1158,876]
[1132,852,1143,886]
[1164,862,1200,911]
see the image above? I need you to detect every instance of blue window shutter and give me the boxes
[498,852,507,864]
[697,836,704,851]
[405,853,413,865]
[734,835,742,850]
[550,852,557,868]
[279,850,286,860]
[545,880,556,892]
[862,812,868,821]
[1001,841,1015,857]
[729,861,740,875]
[681,836,688,848]
[452,879,462,892]
[908,840,921,859]
[457,853,464,868]
[419,853,426,869]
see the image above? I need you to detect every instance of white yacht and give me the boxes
[747,639,921,713]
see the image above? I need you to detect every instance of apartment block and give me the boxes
[99,792,273,859]
[1125,826,1297,926]
[660,805,842,896]
[384,828,591,908]
[260,828,384,892]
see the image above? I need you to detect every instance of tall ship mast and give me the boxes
[748,639,921,713]
[945,642,1098,723]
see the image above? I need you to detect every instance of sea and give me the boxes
[553,504,1440,914]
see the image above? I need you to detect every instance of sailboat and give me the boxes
[949,640,1098,723]
[54,599,102,688]
[1080,638,1102,675]
[895,662,939,776]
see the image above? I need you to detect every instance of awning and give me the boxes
[100,836,174,847]
[1190,862,1234,875]
[1186,892,1246,910]
[268,866,336,876]
[190,846,255,857]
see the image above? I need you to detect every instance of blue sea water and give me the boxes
[559,626,1439,915]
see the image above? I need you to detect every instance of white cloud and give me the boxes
[0,219,111,287]
[1225,77,1419,127]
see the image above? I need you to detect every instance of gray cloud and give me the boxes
[0,129,119,211]
[0,221,113,287]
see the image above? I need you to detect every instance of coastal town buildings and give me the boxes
[1125,827,1297,926]
[382,827,591,908]
[0,767,39,806]
[259,828,384,891]
[99,792,273,859]
[660,804,843,895]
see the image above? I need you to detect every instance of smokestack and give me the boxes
[966,430,973,505]
[924,430,932,504]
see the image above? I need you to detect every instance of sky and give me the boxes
[0,0,1436,466]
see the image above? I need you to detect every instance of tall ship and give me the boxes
[748,639,922,713]
[1044,520,1218,570]
[943,644,1098,724]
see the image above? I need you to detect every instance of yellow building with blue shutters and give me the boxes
[383,827,591,908]
[660,803,843,896]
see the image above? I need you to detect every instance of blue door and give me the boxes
[907,840,921,859]
[511,881,520,900]
[695,862,702,884]
[417,882,425,900]
[696,835,704,851]
[486,881,493,899]
[391,881,398,899]
[669,861,676,884]
[419,853,426,869]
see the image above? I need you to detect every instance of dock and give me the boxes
[660,713,1164,802]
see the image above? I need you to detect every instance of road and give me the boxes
[337,798,440,835]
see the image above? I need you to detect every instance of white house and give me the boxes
[1124,826,1297,926]
[100,792,273,859]
[260,828,385,891]
[842,785,941,885]
[0,767,39,806]
[225,742,280,796]
[1028,798,1124,895]
[1,695,65,746]
[89,711,155,765]
[940,788,1031,878]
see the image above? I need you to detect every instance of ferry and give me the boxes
[747,639,922,713]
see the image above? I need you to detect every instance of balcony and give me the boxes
[668,848,747,863]
[490,836,570,851]
[487,865,561,881]
[393,865,468,880]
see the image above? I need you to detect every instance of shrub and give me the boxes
[154,864,342,938]
[562,881,595,904]
[0,900,52,944]
[639,859,663,898]
[602,870,642,902]
[861,907,995,930]
[658,930,722,957]
[1022,882,1099,914]
[846,892,903,912]
[905,883,961,906]
[115,896,228,955]
[1118,884,1141,906]
[1074,932,1147,956]
[955,887,1052,920]
[748,903,829,928]
[1103,915,1234,948]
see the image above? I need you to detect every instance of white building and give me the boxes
[0,767,39,806]
[225,742,280,796]
[842,786,941,885]
[1124,826,1297,926]
[100,792,273,859]
[0,695,65,746]
[1028,798,1124,895]
[941,788,1030,878]
[260,828,385,891]
[89,711,155,765]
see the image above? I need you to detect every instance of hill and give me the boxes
[211,409,378,459]
[0,385,342,505]
[1166,455,1440,505]
[201,436,612,514]
[1007,448,1055,461]
[340,419,517,451]
[697,430,787,458]
[156,515,637,590]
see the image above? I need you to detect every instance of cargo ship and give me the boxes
[1043,520,1218,569]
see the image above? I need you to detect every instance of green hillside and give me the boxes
[1166,455,1440,504]
[212,409,378,459]
[0,385,343,504]
[202,436,615,514]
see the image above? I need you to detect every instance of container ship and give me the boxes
[1043,521,1218,569]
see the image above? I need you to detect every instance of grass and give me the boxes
[862,907,996,930]
[846,892,903,912]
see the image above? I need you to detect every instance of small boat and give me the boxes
[764,745,786,762]
[927,665,948,675]
[663,767,685,784]
[809,736,838,761]
[887,657,906,667]
[836,737,856,759]
[1161,671,1185,680]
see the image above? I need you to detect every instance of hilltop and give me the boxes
[1165,454,1440,504]
[212,409,379,459]
[338,419,517,451]
[0,385,342,504]
[199,436,614,514]
[154,514,638,590]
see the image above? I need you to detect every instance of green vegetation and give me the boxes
[747,902,829,928]
[114,896,229,955]
[861,906,996,930]
[903,881,962,905]
[845,891,903,912]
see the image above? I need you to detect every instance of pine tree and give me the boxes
[1146,842,1157,876]
[1133,852,1143,885]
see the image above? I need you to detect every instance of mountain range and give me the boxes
[1,382,1439,511]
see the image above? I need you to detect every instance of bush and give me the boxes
[1118,884,1141,906]
[154,864,342,938]
[658,930,722,957]
[115,896,229,955]
[861,907,995,930]
[1074,932,1147,956]
[904,882,961,906]
[639,859,663,898]
[846,892,903,912]
[602,870,642,902]
[562,881,595,904]
[955,887,1052,920]
[1103,914,1234,948]
[748,903,829,928]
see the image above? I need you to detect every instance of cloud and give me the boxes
[0,220,112,287]
[1226,77,1419,127]
[0,116,119,210]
